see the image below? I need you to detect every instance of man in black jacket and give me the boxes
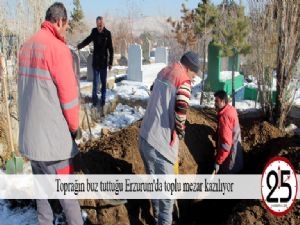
[77,16,113,106]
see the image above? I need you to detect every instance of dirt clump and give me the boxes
[226,200,300,225]
[75,107,300,225]
[241,119,286,152]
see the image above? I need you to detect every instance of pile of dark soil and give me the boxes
[65,108,300,224]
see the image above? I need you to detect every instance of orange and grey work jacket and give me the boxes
[140,63,191,164]
[216,104,244,173]
[18,21,79,161]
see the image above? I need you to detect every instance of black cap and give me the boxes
[180,51,200,73]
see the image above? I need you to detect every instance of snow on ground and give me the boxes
[245,77,277,91]
[0,198,88,225]
[80,67,87,74]
[79,79,91,89]
[103,104,145,129]
[234,100,261,112]
[0,200,38,225]
[294,88,300,106]
[115,80,150,101]
[141,63,166,87]
[2,62,298,224]
[80,88,117,104]
[219,71,240,81]
[81,103,145,140]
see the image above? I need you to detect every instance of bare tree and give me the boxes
[248,0,278,120]
[275,0,300,129]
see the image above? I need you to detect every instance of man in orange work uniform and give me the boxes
[18,2,83,224]
[214,90,244,174]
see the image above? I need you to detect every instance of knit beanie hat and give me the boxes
[180,51,200,73]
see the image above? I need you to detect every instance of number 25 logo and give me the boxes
[261,157,298,216]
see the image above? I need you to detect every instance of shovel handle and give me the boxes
[0,55,15,154]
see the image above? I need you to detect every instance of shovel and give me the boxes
[73,49,93,140]
[0,55,24,174]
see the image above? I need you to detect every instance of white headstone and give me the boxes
[155,47,168,65]
[120,39,127,57]
[87,53,93,81]
[128,44,143,82]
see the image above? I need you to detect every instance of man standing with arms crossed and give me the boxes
[77,16,114,107]
[18,2,83,224]
[139,51,200,225]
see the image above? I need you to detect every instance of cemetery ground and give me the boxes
[0,104,300,224]
[1,46,300,225]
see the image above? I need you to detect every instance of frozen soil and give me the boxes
[75,108,300,225]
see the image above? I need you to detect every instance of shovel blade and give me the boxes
[6,157,24,174]
[15,157,24,173]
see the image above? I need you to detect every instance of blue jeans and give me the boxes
[92,68,107,106]
[139,137,175,225]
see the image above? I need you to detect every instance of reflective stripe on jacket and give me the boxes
[18,21,79,161]
[216,104,243,173]
[140,63,190,164]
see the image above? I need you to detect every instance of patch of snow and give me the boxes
[285,124,298,133]
[0,200,38,225]
[103,104,145,129]
[234,100,261,112]
[81,103,145,140]
[115,80,150,101]
[141,63,166,87]
[219,71,240,81]
[79,80,92,89]
[245,77,277,91]
[80,89,117,103]
[80,67,87,73]
[113,66,127,70]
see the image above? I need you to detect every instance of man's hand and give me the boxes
[177,131,185,140]
[71,128,82,140]
[214,162,220,174]
[108,65,112,70]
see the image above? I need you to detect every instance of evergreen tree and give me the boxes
[194,0,219,104]
[140,31,152,64]
[68,0,84,34]
[167,4,197,52]
[213,1,251,106]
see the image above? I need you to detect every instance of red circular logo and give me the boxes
[261,156,298,216]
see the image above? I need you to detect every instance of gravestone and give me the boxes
[87,53,93,81]
[155,47,168,65]
[128,44,143,82]
[119,39,128,66]
[120,39,127,58]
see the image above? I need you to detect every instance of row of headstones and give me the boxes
[86,44,169,82]
[127,44,168,82]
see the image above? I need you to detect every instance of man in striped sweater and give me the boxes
[139,51,200,225]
